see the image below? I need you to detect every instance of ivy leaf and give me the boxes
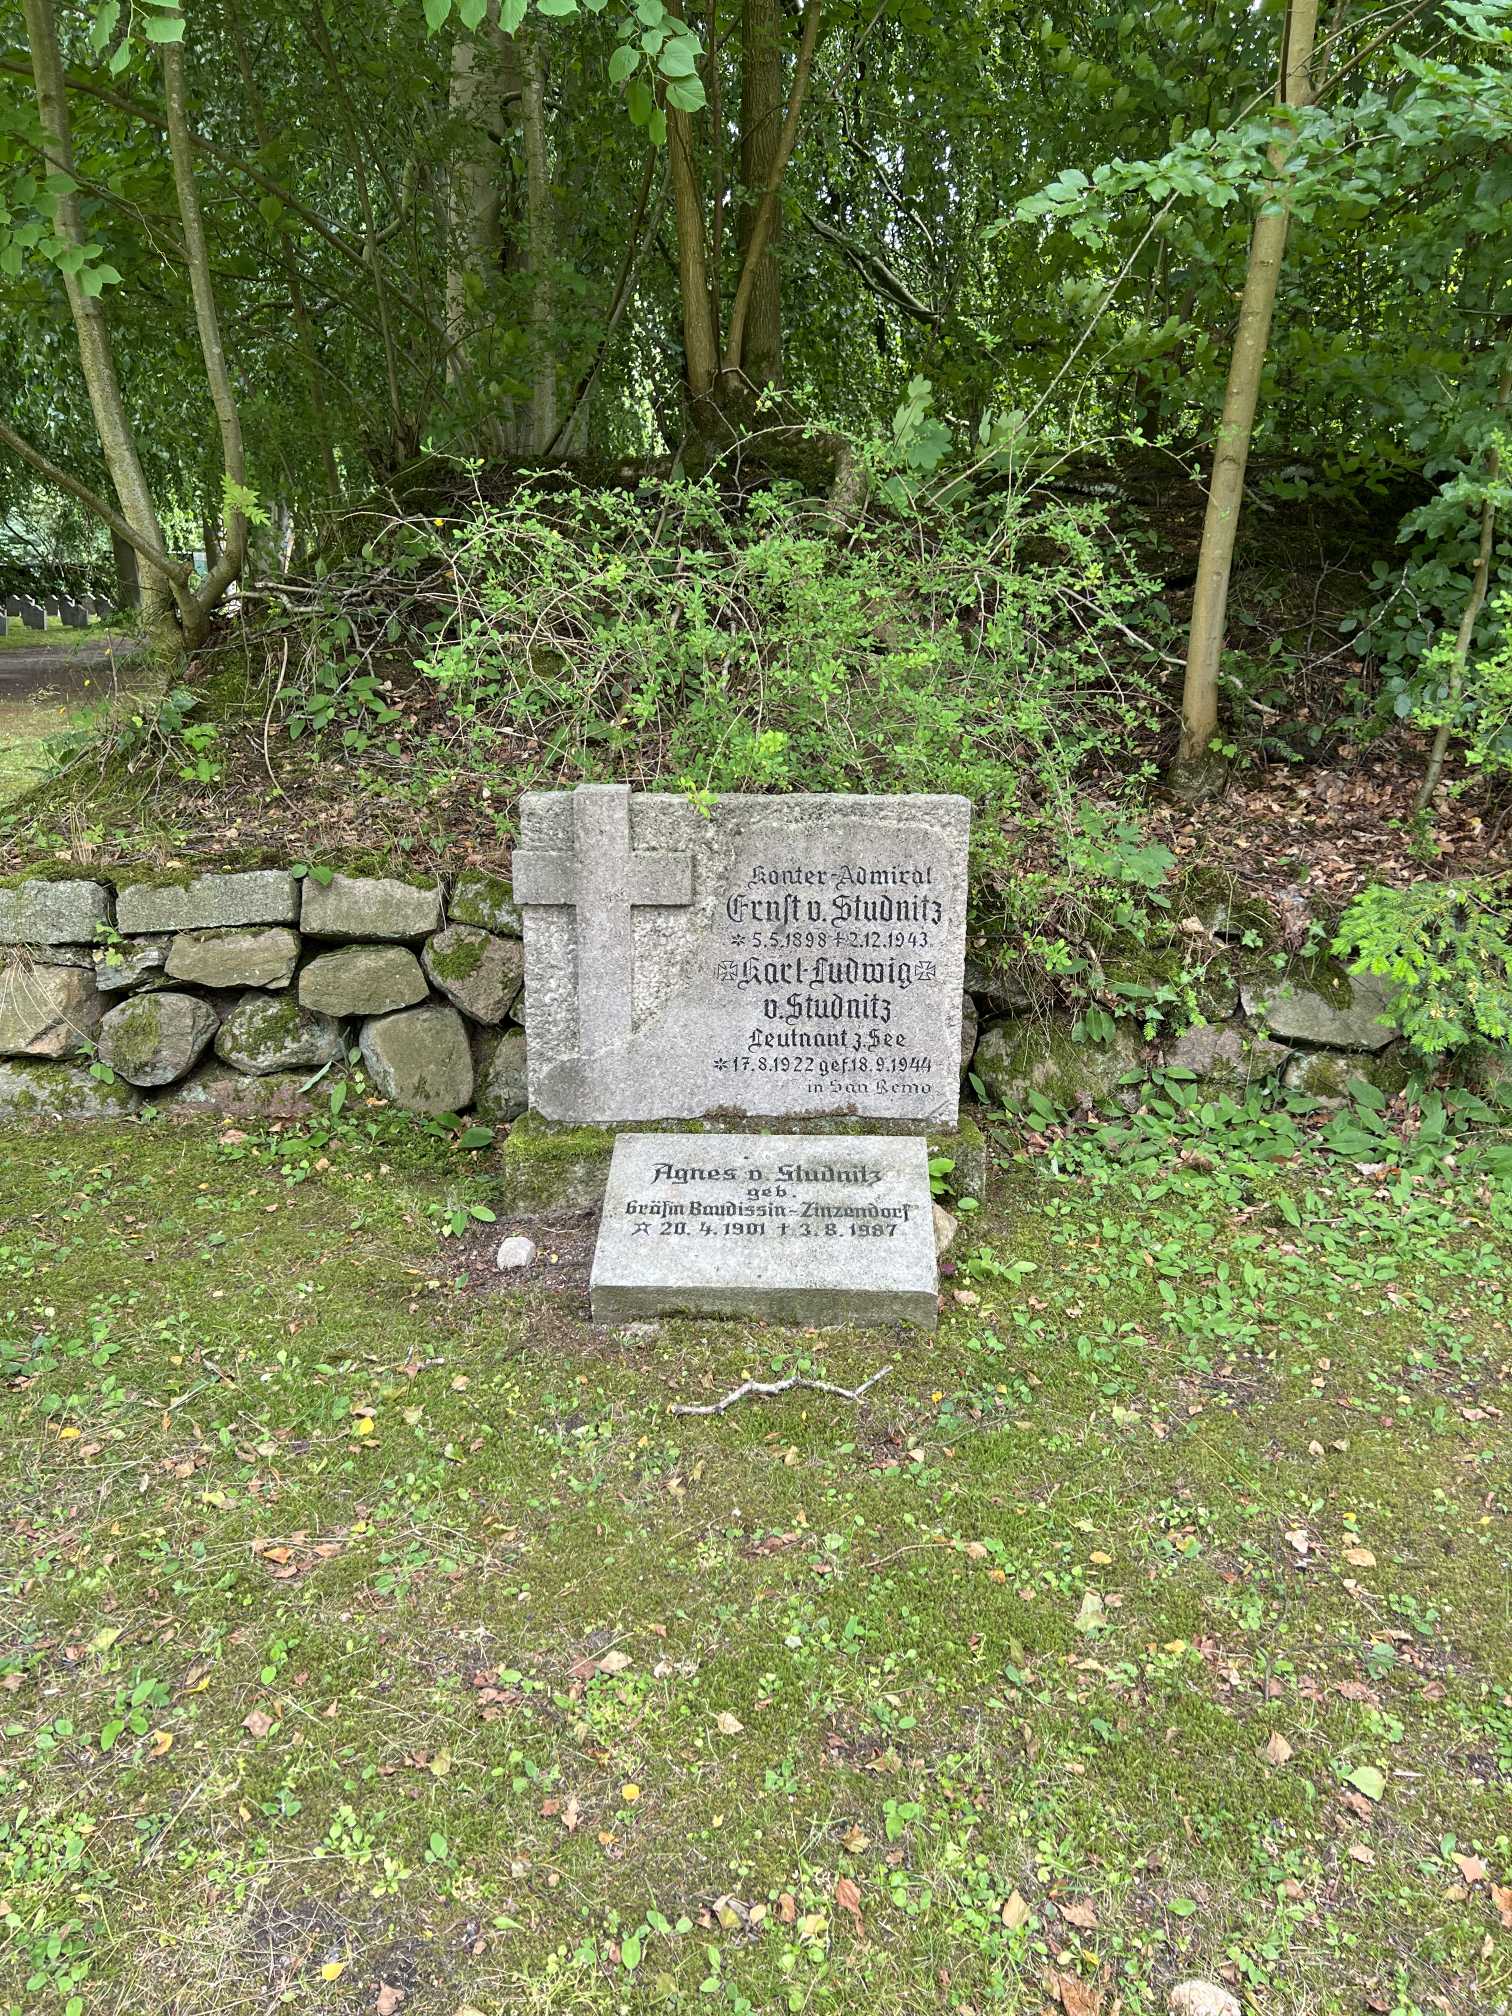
[458,0,488,22]
[608,44,639,83]
[499,0,527,26]
[422,0,452,29]
[536,0,579,14]
[143,12,186,40]
[625,77,653,125]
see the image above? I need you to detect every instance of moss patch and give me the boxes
[423,928,488,984]
[98,995,163,1079]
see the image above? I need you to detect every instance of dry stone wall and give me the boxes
[0,868,528,1125]
[0,862,1485,1126]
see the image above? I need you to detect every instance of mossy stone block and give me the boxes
[98,990,219,1087]
[449,871,522,937]
[974,1014,1146,1110]
[0,1059,141,1120]
[0,878,111,945]
[0,958,103,1059]
[215,991,344,1075]
[302,872,443,942]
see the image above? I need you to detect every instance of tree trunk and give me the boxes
[445,0,513,399]
[227,0,341,495]
[735,0,785,388]
[721,0,821,384]
[111,529,140,611]
[21,0,181,648]
[1170,0,1320,798]
[518,21,558,454]
[669,105,719,403]
[160,37,249,643]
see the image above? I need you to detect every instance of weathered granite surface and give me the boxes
[0,1059,141,1120]
[98,990,219,1086]
[973,1014,1146,1109]
[448,871,522,937]
[157,1062,319,1119]
[1240,967,1395,1052]
[0,878,111,944]
[359,1002,474,1114]
[590,1131,938,1329]
[301,872,444,941]
[166,926,300,991]
[422,925,524,1024]
[474,1026,529,1124]
[1164,1023,1290,1081]
[516,786,969,1126]
[0,960,102,1058]
[298,945,426,1016]
[95,936,170,991]
[215,992,345,1075]
[116,870,298,934]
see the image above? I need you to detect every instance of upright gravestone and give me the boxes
[515,785,970,1124]
[17,598,45,631]
[514,785,970,1330]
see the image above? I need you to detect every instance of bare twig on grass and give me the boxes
[670,1363,891,1416]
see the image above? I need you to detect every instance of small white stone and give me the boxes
[1169,1984,1241,2016]
[495,1235,537,1271]
[933,1204,958,1256]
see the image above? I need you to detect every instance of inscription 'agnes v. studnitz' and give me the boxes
[513,786,970,1125]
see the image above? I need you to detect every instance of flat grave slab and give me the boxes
[589,1131,937,1330]
[515,786,969,1126]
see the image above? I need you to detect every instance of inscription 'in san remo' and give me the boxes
[515,789,969,1125]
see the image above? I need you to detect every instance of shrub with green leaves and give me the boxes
[413,477,1164,897]
[1333,877,1512,1057]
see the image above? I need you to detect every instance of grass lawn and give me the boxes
[1,1089,1509,2016]
[0,627,108,652]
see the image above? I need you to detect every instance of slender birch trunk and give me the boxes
[21,0,181,647]
[1170,0,1320,797]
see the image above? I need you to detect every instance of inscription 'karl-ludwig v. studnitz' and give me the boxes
[513,786,970,1126]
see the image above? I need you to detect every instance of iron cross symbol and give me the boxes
[512,784,693,1056]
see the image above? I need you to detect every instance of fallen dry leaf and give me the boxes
[1052,1969,1102,2016]
[1452,1852,1488,1886]
[241,1707,273,1739]
[595,1649,632,1675]
[835,1874,862,1921]
[1343,1546,1376,1568]
[375,1986,405,2016]
[714,1711,744,1735]
[1493,1884,1512,1929]
[1060,1897,1099,1930]
[1000,1890,1031,1931]
[1264,1731,1294,1768]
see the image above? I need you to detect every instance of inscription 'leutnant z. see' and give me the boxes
[513,787,970,1125]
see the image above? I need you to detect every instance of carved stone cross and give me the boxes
[512,783,693,1057]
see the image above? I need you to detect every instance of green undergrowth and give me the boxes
[0,1083,1509,2016]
